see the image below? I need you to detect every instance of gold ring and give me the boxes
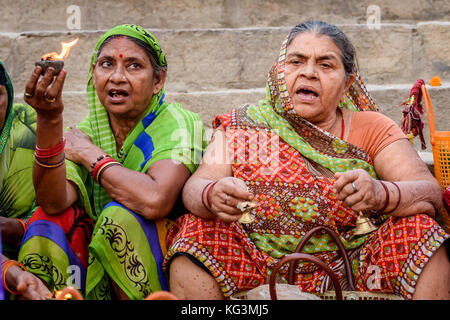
[45,97,56,103]
[24,92,33,98]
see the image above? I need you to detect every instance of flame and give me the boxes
[64,293,73,300]
[53,290,73,300]
[41,37,79,61]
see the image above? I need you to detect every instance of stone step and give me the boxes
[2,0,450,32]
[13,84,450,153]
[2,23,450,94]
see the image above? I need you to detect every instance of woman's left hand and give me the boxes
[64,127,104,167]
[333,169,385,212]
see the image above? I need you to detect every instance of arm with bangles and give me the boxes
[63,126,191,220]
[1,254,51,299]
[23,67,79,215]
[101,159,190,220]
[25,66,191,219]
[334,138,443,218]
[182,128,254,223]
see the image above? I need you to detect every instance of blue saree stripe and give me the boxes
[21,220,87,293]
[103,201,168,290]
[134,130,155,169]
[158,93,165,106]
[142,111,157,129]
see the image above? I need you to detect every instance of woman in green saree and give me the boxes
[0,61,36,256]
[18,24,205,300]
[0,60,51,299]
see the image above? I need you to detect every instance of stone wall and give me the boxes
[1,0,449,153]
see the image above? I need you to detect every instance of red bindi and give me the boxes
[119,54,123,58]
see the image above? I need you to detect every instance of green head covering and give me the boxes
[0,60,15,155]
[83,24,168,159]
[89,24,167,80]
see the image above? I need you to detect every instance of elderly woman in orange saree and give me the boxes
[164,21,450,300]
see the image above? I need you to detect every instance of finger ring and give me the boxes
[352,182,357,193]
[24,92,33,98]
[224,194,229,205]
[45,96,56,103]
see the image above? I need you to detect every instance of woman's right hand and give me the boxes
[64,127,104,167]
[7,265,52,300]
[23,66,66,119]
[208,177,254,223]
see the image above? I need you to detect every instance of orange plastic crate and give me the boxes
[422,85,450,230]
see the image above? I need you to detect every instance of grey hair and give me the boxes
[96,34,167,77]
[287,21,356,78]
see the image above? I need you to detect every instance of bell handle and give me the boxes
[269,253,343,300]
[288,225,356,291]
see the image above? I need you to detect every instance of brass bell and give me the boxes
[239,212,255,224]
[237,201,257,224]
[352,211,378,236]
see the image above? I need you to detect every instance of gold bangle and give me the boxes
[96,162,123,187]
[34,152,66,169]
[2,260,27,295]
[95,161,116,182]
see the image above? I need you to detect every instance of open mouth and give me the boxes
[296,86,319,97]
[108,89,129,98]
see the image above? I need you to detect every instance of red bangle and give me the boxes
[384,181,401,214]
[91,157,117,182]
[378,180,390,214]
[35,138,66,158]
[201,181,215,212]
[206,181,218,209]
[97,162,122,187]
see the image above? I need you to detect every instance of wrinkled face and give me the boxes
[0,85,8,131]
[284,32,354,125]
[92,37,165,120]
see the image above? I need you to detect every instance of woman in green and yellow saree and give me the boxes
[0,60,51,299]
[0,61,36,256]
[18,24,205,300]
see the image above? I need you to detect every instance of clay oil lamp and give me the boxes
[35,37,79,76]
[46,286,84,300]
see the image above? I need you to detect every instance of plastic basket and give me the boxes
[422,85,450,230]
